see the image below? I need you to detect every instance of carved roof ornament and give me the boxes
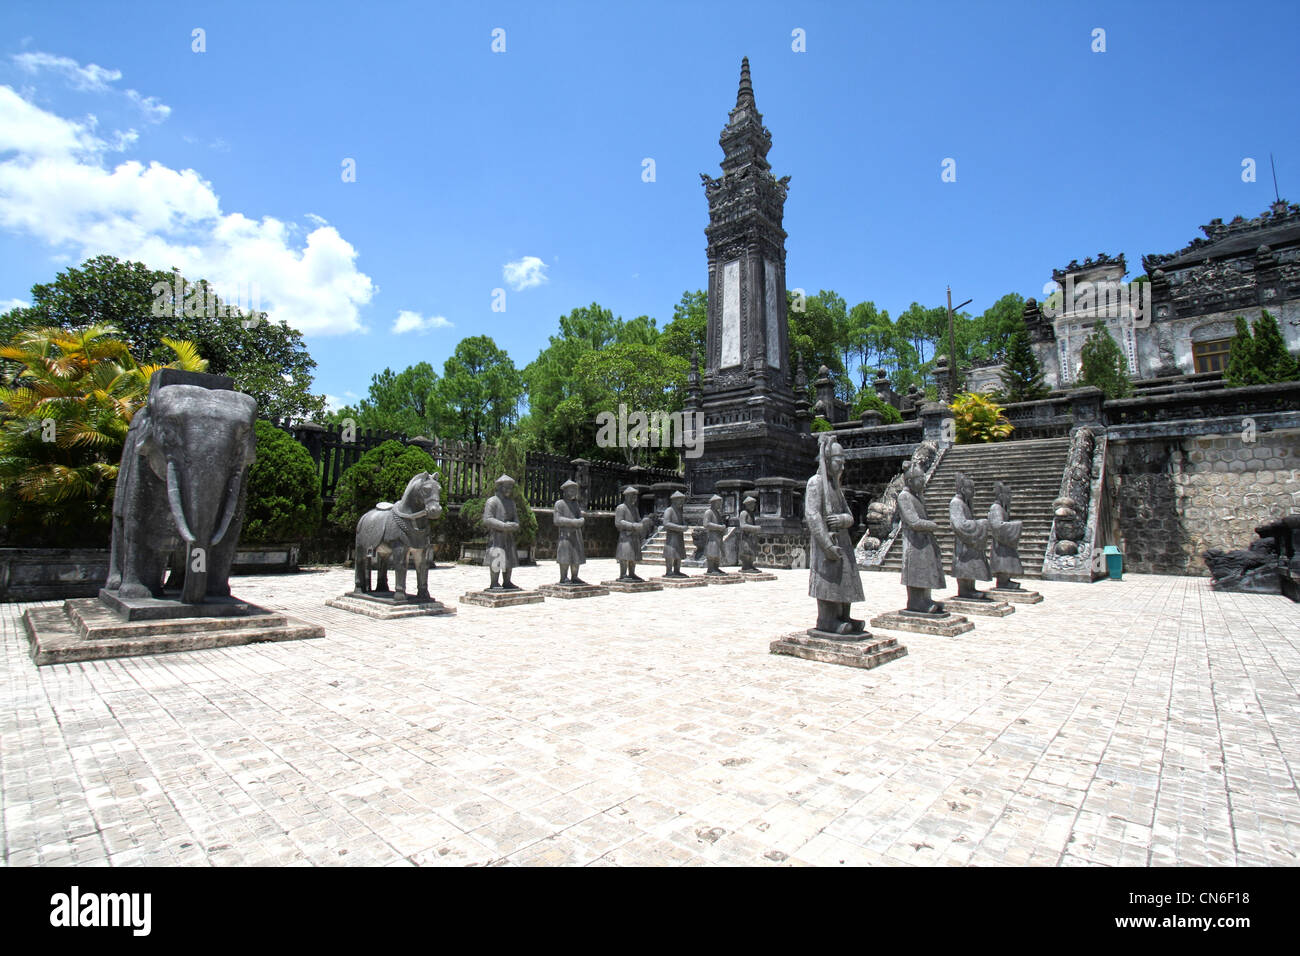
[1052,251,1127,284]
[1142,200,1300,272]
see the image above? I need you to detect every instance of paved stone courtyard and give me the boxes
[2,561,1297,867]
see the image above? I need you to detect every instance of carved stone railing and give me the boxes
[855,440,943,569]
[1042,428,1109,582]
[1103,380,1300,428]
[830,420,925,458]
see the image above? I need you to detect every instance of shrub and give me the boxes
[850,390,903,424]
[328,440,440,533]
[457,492,538,549]
[242,421,322,544]
[1224,315,1262,387]
[998,326,1049,402]
[1249,310,1300,383]
[1078,323,1132,398]
[812,416,833,433]
[950,391,1013,443]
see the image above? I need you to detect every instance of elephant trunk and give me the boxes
[167,458,221,604]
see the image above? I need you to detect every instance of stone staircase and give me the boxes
[641,526,668,565]
[874,437,1072,579]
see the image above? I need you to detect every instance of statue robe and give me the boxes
[988,501,1024,576]
[552,497,586,566]
[949,495,991,581]
[614,502,645,562]
[661,505,688,563]
[482,493,518,571]
[737,509,759,562]
[806,474,865,602]
[702,507,727,562]
[897,488,945,590]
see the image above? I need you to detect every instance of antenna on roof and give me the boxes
[1270,153,1281,203]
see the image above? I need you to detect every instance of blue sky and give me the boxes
[1,0,1297,410]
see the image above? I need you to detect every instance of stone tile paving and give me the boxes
[2,561,1297,866]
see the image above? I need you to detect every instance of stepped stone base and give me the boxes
[942,595,1015,617]
[459,588,545,608]
[701,572,746,585]
[770,629,908,670]
[538,583,610,599]
[737,570,778,581]
[601,579,664,593]
[989,587,1043,604]
[657,576,708,588]
[24,595,324,666]
[326,592,455,619]
[870,609,974,636]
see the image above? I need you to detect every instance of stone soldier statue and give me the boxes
[950,472,992,600]
[552,478,588,586]
[988,480,1025,590]
[806,434,866,634]
[661,490,690,578]
[614,486,652,582]
[737,494,762,573]
[702,494,728,575]
[897,460,945,614]
[482,474,521,591]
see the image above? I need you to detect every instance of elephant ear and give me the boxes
[138,420,167,480]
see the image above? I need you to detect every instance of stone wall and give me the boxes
[1109,427,1300,574]
[522,509,619,561]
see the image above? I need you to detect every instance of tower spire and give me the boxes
[736,56,755,112]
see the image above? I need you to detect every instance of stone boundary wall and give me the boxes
[1109,427,1300,575]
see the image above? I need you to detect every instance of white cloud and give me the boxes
[13,51,170,123]
[0,84,375,335]
[0,297,29,313]
[392,310,453,334]
[503,255,548,291]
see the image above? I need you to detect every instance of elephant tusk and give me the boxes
[210,472,242,547]
[166,460,197,544]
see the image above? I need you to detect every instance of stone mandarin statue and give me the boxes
[702,494,728,574]
[552,478,589,586]
[482,474,522,591]
[949,472,993,600]
[614,485,652,582]
[661,490,690,578]
[897,460,946,614]
[106,370,257,604]
[806,435,866,635]
[737,494,762,572]
[988,481,1026,590]
[353,471,442,601]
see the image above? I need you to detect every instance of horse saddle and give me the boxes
[376,502,394,510]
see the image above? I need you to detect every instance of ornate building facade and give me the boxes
[1023,201,1300,387]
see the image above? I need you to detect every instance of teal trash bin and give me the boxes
[1103,545,1122,580]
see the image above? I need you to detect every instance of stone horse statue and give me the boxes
[353,472,442,601]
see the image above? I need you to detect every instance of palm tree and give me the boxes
[0,324,206,545]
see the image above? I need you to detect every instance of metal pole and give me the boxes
[946,285,955,399]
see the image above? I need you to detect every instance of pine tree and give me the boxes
[998,326,1049,402]
[1224,315,1263,387]
[1249,309,1300,383]
[1078,323,1132,399]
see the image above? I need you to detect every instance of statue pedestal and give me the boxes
[769,629,908,670]
[988,587,1043,604]
[869,609,974,637]
[23,592,324,666]
[701,572,746,585]
[538,583,610,599]
[941,595,1015,617]
[737,570,778,581]
[600,579,664,593]
[658,576,707,589]
[459,588,544,608]
[327,591,455,619]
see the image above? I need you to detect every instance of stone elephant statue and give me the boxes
[105,370,258,604]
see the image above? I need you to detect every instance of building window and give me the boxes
[1193,337,1233,373]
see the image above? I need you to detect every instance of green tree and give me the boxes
[1078,323,1132,399]
[788,290,847,395]
[577,343,688,466]
[3,255,326,420]
[1224,315,1262,387]
[328,440,440,533]
[0,325,206,546]
[438,335,523,444]
[998,324,1050,402]
[243,421,323,544]
[328,362,447,437]
[850,389,903,424]
[658,290,707,365]
[1249,310,1300,383]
